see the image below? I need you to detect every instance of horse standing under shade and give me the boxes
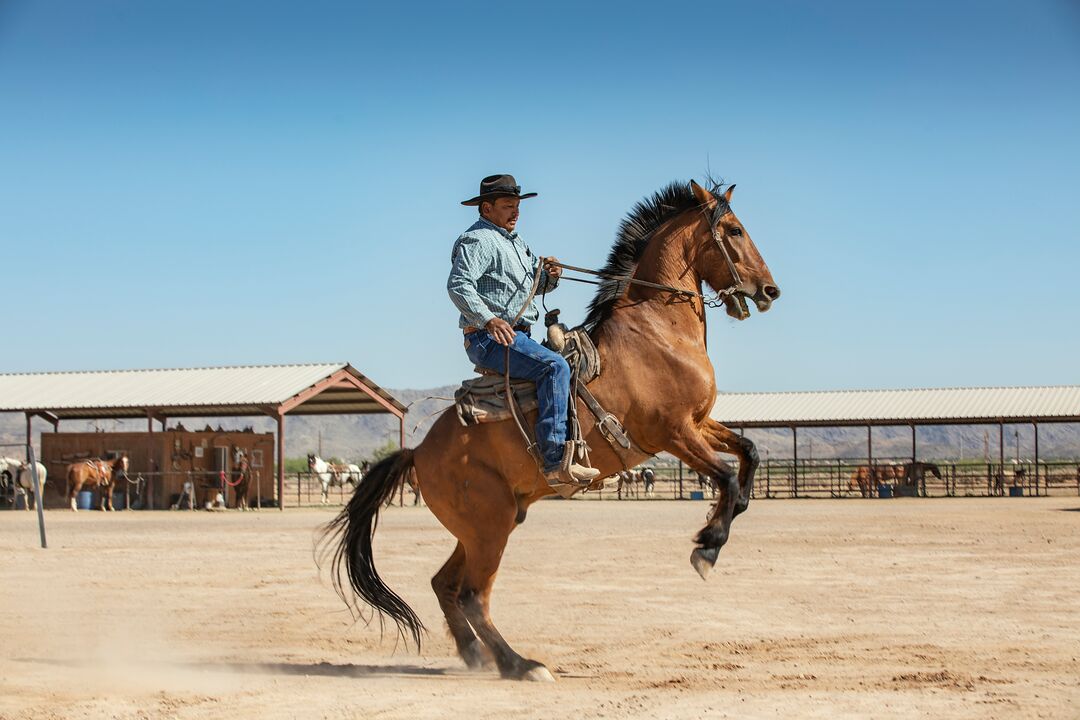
[848,465,876,498]
[65,455,128,511]
[308,454,360,504]
[1,458,47,510]
[322,180,779,680]
[616,469,639,499]
[900,461,942,496]
[231,447,253,510]
[641,467,656,497]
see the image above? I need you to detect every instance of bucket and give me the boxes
[76,490,94,510]
[877,484,893,499]
[1009,486,1024,497]
[689,490,705,500]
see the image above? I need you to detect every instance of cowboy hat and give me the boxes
[461,173,538,206]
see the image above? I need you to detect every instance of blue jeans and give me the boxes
[465,329,570,473]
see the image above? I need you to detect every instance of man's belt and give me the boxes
[464,323,531,335]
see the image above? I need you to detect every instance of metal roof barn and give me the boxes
[0,363,407,509]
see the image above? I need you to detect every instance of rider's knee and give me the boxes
[548,354,570,382]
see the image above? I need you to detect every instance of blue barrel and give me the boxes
[877,484,893,499]
[689,490,705,500]
[1009,486,1024,497]
[77,490,94,510]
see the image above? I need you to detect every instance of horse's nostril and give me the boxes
[763,285,780,300]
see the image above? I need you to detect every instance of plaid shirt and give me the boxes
[447,217,559,329]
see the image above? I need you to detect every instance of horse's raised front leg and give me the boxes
[667,423,740,580]
[431,542,487,670]
[702,420,758,518]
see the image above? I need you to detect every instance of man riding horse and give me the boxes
[448,174,600,492]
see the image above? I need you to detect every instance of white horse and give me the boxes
[0,457,47,511]
[307,453,362,504]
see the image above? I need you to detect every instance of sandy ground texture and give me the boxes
[1,497,1078,720]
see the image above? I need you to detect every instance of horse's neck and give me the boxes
[597,224,707,346]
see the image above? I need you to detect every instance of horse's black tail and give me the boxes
[318,449,424,649]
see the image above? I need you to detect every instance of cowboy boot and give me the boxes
[544,442,600,491]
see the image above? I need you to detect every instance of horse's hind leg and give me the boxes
[69,479,81,512]
[431,542,487,670]
[458,531,552,682]
[432,486,549,681]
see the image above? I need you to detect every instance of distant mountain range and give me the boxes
[2,385,1078,463]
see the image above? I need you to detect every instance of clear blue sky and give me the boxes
[1,0,1077,392]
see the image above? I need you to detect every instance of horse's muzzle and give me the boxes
[752,284,780,313]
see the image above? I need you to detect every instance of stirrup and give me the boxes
[544,442,599,490]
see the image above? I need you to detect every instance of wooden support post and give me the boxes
[276,411,286,511]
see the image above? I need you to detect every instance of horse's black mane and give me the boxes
[582,180,727,330]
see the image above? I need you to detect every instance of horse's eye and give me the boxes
[729,227,743,237]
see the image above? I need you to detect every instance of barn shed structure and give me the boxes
[712,385,1080,496]
[0,363,407,509]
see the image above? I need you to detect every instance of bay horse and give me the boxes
[848,463,906,497]
[65,455,128,511]
[322,180,779,680]
[848,465,873,497]
[230,447,253,510]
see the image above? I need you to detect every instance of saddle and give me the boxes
[454,323,636,465]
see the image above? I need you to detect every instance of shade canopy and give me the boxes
[0,363,406,421]
[712,385,1080,428]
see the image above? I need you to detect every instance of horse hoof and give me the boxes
[521,665,555,682]
[690,547,719,580]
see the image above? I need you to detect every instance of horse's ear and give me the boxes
[690,180,714,206]
[722,184,736,203]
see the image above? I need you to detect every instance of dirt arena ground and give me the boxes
[2,497,1078,719]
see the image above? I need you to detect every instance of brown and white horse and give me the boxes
[323,179,780,680]
[0,458,47,510]
[65,455,128,511]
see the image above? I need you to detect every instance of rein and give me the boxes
[496,198,742,465]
